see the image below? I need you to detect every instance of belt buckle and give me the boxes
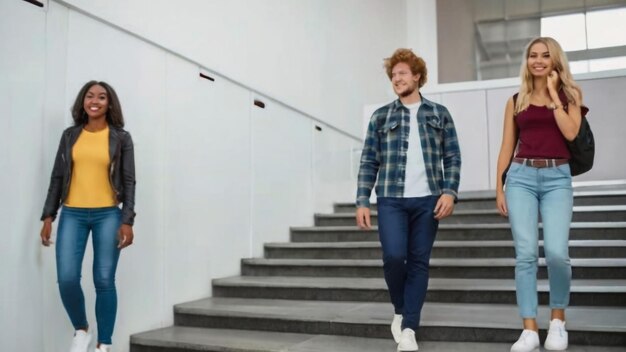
[530,159,549,168]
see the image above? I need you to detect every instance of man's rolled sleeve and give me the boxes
[441,110,461,200]
[356,118,380,208]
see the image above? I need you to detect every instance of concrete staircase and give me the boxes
[131,188,626,352]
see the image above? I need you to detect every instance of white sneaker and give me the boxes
[397,328,418,351]
[544,319,568,350]
[95,344,112,352]
[510,329,540,352]
[391,314,403,343]
[70,330,92,352]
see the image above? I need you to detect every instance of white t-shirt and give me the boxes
[403,102,432,198]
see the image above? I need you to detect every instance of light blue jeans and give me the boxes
[505,162,573,318]
[56,206,121,345]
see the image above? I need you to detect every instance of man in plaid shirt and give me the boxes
[355,48,461,351]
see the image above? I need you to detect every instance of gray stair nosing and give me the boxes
[212,276,626,293]
[172,299,626,333]
[265,240,626,249]
[242,258,626,268]
[292,222,626,232]
[333,190,626,207]
[317,205,626,218]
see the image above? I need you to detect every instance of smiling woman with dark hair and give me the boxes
[40,80,136,352]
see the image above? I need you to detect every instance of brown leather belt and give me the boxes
[513,158,569,168]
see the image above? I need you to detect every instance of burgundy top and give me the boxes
[515,104,570,159]
[514,93,589,159]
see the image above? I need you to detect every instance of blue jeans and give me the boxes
[56,206,122,345]
[377,196,439,330]
[505,162,573,318]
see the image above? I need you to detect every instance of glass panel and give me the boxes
[541,13,587,51]
[586,8,626,49]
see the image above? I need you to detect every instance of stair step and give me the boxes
[317,205,626,226]
[213,276,626,306]
[241,257,626,281]
[291,222,626,242]
[130,327,313,352]
[265,240,626,259]
[171,297,626,346]
[130,326,625,352]
[334,190,626,212]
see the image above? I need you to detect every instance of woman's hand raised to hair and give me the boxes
[547,70,561,94]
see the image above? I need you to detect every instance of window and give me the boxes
[438,1,626,83]
[541,7,626,74]
[587,8,626,49]
[541,14,587,52]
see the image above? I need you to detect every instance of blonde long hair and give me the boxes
[515,37,581,114]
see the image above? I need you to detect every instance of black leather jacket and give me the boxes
[41,125,136,225]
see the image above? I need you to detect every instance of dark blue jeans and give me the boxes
[56,206,121,345]
[377,196,439,330]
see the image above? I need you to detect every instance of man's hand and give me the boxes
[433,194,455,220]
[356,207,372,229]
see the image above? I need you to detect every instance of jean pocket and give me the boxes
[555,163,572,177]
[507,162,522,176]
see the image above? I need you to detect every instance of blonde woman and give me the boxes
[495,37,588,352]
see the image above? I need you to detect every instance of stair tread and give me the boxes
[174,297,626,333]
[318,205,626,217]
[131,326,314,351]
[266,240,626,249]
[214,276,626,292]
[292,222,626,231]
[131,326,625,352]
[333,189,626,206]
[243,257,626,267]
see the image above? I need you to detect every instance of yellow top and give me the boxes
[65,126,116,207]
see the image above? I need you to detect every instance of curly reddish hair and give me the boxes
[384,48,428,88]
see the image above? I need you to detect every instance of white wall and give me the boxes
[0,1,47,351]
[440,90,491,190]
[56,0,407,138]
[1,1,368,352]
[406,0,439,85]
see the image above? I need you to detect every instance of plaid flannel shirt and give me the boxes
[356,95,461,208]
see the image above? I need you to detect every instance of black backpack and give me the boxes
[507,92,594,178]
[567,115,594,176]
